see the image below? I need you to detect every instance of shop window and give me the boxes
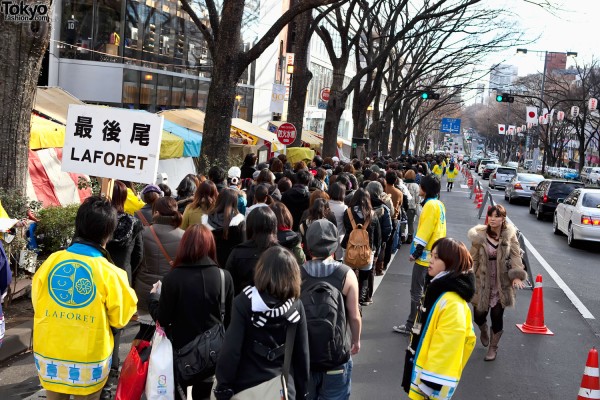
[140,72,157,111]
[124,0,141,63]
[93,0,122,62]
[157,74,172,110]
[171,76,185,107]
[185,79,198,107]
[60,0,94,60]
[123,69,140,108]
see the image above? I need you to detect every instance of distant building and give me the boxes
[475,83,485,104]
[545,52,567,74]
[489,64,518,94]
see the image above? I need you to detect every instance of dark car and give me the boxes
[482,163,499,180]
[529,179,585,221]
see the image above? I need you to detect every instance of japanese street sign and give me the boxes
[276,122,297,146]
[63,105,163,184]
[320,87,330,102]
[440,118,461,134]
[318,101,328,110]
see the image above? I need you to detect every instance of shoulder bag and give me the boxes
[149,225,174,267]
[174,269,226,383]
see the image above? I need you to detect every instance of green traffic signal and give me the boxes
[496,94,503,102]
[421,92,429,99]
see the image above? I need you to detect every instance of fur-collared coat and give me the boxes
[467,223,527,312]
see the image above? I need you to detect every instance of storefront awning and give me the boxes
[232,118,281,151]
[34,87,85,125]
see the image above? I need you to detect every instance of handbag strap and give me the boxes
[218,268,225,323]
[282,317,297,384]
[135,210,150,227]
[149,225,173,265]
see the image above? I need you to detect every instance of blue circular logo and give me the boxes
[48,259,96,309]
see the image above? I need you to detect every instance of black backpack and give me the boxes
[300,264,351,371]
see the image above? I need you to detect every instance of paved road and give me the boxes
[2,171,599,399]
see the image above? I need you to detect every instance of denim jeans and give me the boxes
[307,358,353,400]
[407,263,428,329]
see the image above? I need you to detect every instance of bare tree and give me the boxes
[180,0,345,171]
[0,9,52,194]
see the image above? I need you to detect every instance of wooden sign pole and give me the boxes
[100,178,114,201]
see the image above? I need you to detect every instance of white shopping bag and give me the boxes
[145,325,175,400]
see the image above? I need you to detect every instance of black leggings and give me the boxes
[473,303,505,333]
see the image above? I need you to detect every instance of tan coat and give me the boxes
[467,223,527,312]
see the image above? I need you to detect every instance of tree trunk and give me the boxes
[322,68,347,156]
[288,11,313,148]
[197,0,244,173]
[0,12,51,195]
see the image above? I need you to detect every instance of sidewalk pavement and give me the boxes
[0,320,32,363]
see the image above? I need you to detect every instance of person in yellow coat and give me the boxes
[446,162,459,192]
[32,196,137,399]
[121,181,145,215]
[402,237,476,400]
[431,160,444,180]
[0,199,8,220]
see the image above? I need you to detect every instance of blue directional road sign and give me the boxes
[440,118,462,134]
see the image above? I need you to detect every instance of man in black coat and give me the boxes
[281,169,311,231]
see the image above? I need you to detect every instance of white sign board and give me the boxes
[62,105,164,184]
[270,84,286,114]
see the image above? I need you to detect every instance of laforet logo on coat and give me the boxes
[1,1,50,22]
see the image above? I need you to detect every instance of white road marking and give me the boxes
[508,217,595,320]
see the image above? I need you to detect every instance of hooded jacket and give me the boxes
[202,213,245,268]
[225,240,280,295]
[106,212,144,285]
[215,287,310,399]
[371,197,393,243]
[277,229,306,266]
[467,224,527,311]
[411,198,446,267]
[403,272,476,400]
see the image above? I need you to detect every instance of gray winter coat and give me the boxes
[467,223,527,312]
[134,216,184,312]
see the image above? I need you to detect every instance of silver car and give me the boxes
[553,188,600,247]
[490,166,517,189]
[504,173,545,204]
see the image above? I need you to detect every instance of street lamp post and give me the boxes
[235,94,242,118]
[516,48,577,172]
[287,63,294,117]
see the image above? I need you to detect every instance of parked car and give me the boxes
[504,173,545,204]
[529,179,585,221]
[468,158,478,169]
[490,166,517,189]
[506,161,519,168]
[477,159,497,175]
[581,167,600,184]
[482,163,499,180]
[563,169,580,180]
[553,188,600,247]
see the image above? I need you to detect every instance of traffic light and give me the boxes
[496,93,514,103]
[420,90,440,100]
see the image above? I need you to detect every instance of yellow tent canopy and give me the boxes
[30,114,66,149]
[232,118,281,151]
[160,131,185,159]
[286,147,315,165]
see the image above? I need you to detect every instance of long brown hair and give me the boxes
[191,180,218,211]
[111,180,128,213]
[153,197,183,227]
[486,204,507,239]
[173,224,218,267]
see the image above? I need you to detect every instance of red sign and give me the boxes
[320,87,330,102]
[276,122,297,146]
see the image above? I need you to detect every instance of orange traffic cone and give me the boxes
[578,347,600,400]
[516,275,554,335]
[476,192,483,209]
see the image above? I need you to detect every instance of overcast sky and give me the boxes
[487,0,595,77]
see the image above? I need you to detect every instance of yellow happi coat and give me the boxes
[32,243,137,395]
[409,291,475,400]
[412,198,446,267]
[446,169,459,182]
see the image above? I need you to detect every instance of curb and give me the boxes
[0,320,33,362]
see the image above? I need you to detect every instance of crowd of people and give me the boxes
[19,151,529,400]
